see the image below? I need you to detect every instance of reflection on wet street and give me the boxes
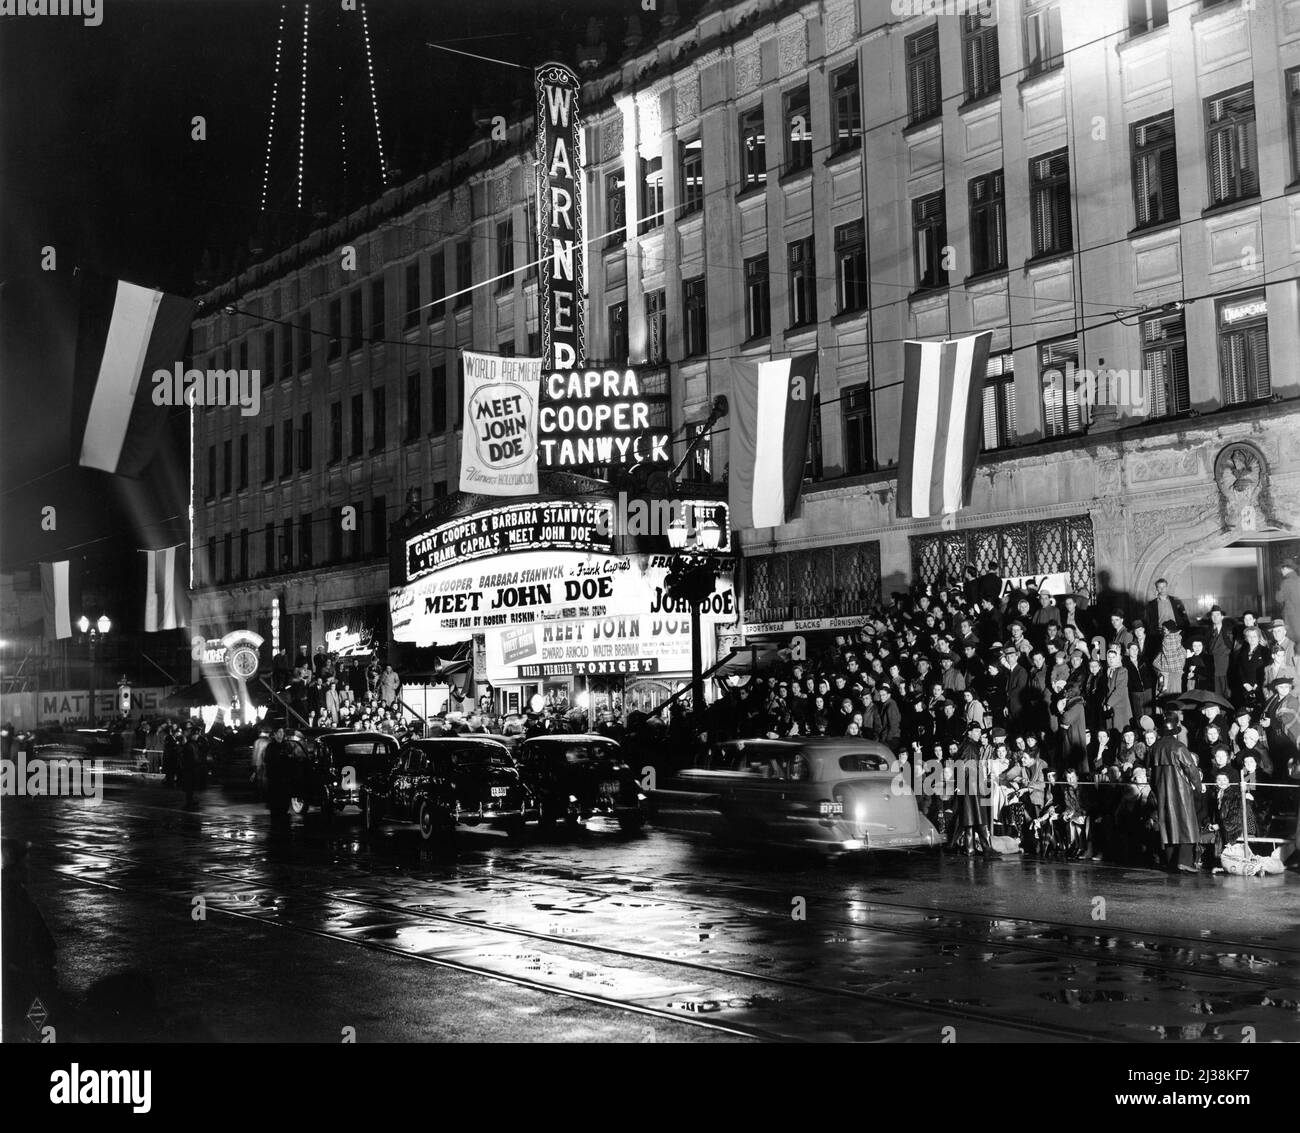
[8,776,1300,1042]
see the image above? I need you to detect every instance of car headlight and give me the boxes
[853,802,867,824]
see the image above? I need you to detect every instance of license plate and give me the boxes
[600,781,620,796]
[490,786,508,797]
[819,801,843,816]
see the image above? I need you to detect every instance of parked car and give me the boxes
[671,736,939,855]
[514,734,647,833]
[360,736,539,845]
[286,730,402,817]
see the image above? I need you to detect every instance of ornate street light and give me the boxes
[77,614,112,726]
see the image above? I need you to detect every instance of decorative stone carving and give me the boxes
[602,115,623,162]
[824,0,856,53]
[451,188,471,231]
[1215,441,1276,533]
[778,19,805,75]
[1130,504,1213,560]
[636,86,663,149]
[1129,447,1201,483]
[494,175,512,215]
[674,72,700,127]
[734,41,761,96]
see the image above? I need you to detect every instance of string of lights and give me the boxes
[259,3,287,214]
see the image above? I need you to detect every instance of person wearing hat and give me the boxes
[1153,620,1187,698]
[1261,675,1300,777]
[263,724,293,824]
[1144,577,1189,636]
[1205,606,1235,700]
[1146,713,1203,874]
[178,723,201,810]
[1001,647,1029,731]
[949,719,1001,858]
[1264,617,1297,675]
[1031,587,1060,646]
[1280,557,1300,647]
[939,652,966,695]
[1051,682,1089,776]
[1102,643,1132,733]
[1231,622,1272,711]
[1107,611,1135,653]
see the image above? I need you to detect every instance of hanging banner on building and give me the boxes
[458,351,542,496]
[538,367,672,468]
[1000,572,1072,599]
[535,61,584,371]
[485,614,697,680]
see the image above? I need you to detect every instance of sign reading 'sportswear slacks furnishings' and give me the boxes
[458,351,542,496]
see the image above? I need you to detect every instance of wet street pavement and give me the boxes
[7,772,1300,1043]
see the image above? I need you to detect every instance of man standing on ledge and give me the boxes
[1144,578,1189,635]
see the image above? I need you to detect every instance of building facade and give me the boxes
[192,0,1300,690]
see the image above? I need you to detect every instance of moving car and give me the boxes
[672,736,939,855]
[286,731,402,817]
[514,733,648,833]
[360,736,539,845]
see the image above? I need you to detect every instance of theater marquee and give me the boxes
[538,367,671,468]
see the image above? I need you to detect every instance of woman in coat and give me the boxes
[1052,690,1089,775]
[1124,641,1156,725]
[1153,621,1188,699]
[1147,716,1203,873]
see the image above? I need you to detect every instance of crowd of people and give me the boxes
[699,561,1300,873]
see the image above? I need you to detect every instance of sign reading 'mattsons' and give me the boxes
[535,62,584,371]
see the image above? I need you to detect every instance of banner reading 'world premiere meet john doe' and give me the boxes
[458,351,542,496]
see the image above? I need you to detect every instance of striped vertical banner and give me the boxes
[729,354,818,530]
[896,332,992,519]
[141,545,190,631]
[40,560,77,641]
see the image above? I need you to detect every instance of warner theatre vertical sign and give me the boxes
[535,62,584,371]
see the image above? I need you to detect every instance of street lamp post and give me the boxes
[77,614,112,726]
[666,510,723,728]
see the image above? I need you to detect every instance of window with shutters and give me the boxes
[906,26,941,125]
[298,310,312,372]
[1029,149,1072,257]
[330,401,342,463]
[739,105,766,190]
[804,392,823,482]
[1217,292,1270,405]
[605,169,626,246]
[683,277,707,358]
[912,192,948,290]
[1128,0,1168,35]
[1141,310,1189,419]
[428,252,446,321]
[1039,336,1088,437]
[981,351,1017,450]
[405,372,421,441]
[262,331,275,385]
[222,439,232,495]
[1289,69,1300,184]
[1023,0,1063,77]
[831,62,862,153]
[496,219,514,290]
[370,278,385,341]
[745,254,770,339]
[328,299,342,360]
[961,9,1000,103]
[784,83,812,174]
[1131,113,1179,228]
[608,301,628,362]
[968,171,1006,274]
[787,237,817,327]
[430,365,447,434]
[454,241,472,308]
[679,139,704,216]
[263,426,274,483]
[348,289,363,353]
[639,156,664,234]
[1205,86,1258,207]
[842,384,872,475]
[281,420,293,478]
[835,221,867,313]
[372,386,386,451]
[645,290,666,364]
[351,394,364,457]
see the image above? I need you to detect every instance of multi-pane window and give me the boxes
[1039,337,1088,437]
[961,9,1000,103]
[206,445,215,501]
[835,220,867,313]
[1288,69,1300,183]
[1206,86,1258,207]
[281,420,294,478]
[1142,310,1189,418]
[330,401,342,462]
[298,310,312,371]
[239,529,248,580]
[842,384,872,475]
[222,439,232,495]
[330,511,343,563]
[605,169,626,246]
[299,511,312,568]
[498,338,514,358]
[1030,149,1072,257]
[804,393,823,481]
[371,495,387,556]
[739,105,766,190]
[219,533,229,582]
[263,426,274,483]
[906,26,941,125]
[639,157,664,234]
[683,277,707,358]
[830,62,861,153]
[280,321,293,378]
[406,371,422,440]
[298,413,311,471]
[608,301,628,362]
[370,278,385,341]
[745,254,771,339]
[1023,0,1063,77]
[454,240,472,308]
[981,351,1017,450]
[431,365,448,434]
[351,393,364,457]
[787,237,817,327]
[372,386,386,451]
[496,219,514,289]
[428,252,445,321]
[278,524,292,571]
[783,83,812,174]
[1132,113,1179,228]
[456,358,465,427]
[912,192,948,290]
[683,420,712,483]
[328,298,342,360]
[264,521,275,572]
[262,331,275,385]
[238,434,248,490]
[404,261,421,328]
[348,289,363,352]
[679,139,704,216]
[969,171,1006,274]
[645,290,667,365]
[1128,0,1168,35]
[207,537,216,583]
[1218,292,1271,405]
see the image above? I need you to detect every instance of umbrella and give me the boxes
[1174,689,1233,711]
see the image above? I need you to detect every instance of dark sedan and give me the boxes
[287,731,402,817]
[514,734,648,833]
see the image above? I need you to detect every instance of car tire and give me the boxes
[417,800,440,843]
[363,793,381,833]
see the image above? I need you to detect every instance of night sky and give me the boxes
[0,0,686,572]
